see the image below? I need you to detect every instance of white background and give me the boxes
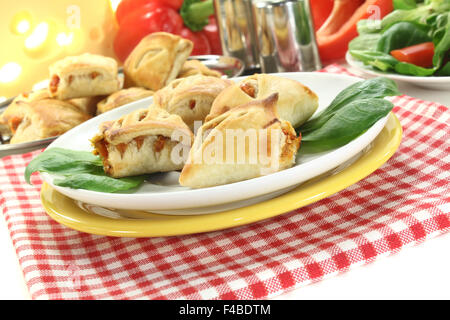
[0,66,449,300]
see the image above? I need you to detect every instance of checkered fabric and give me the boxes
[0,64,448,300]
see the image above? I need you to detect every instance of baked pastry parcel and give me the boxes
[97,87,154,115]
[1,89,100,135]
[0,89,50,134]
[179,93,301,188]
[49,53,121,100]
[124,32,193,91]
[91,106,194,178]
[10,99,91,144]
[206,74,319,128]
[177,60,222,78]
[153,75,233,131]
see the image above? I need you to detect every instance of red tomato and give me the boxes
[201,16,222,55]
[178,28,212,56]
[114,5,183,62]
[390,42,435,68]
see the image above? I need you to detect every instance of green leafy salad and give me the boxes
[25,78,400,193]
[349,0,450,76]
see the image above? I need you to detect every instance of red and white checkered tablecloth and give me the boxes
[0,65,448,300]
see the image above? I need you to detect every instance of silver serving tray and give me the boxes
[0,55,244,158]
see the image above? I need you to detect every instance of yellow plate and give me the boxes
[41,113,402,238]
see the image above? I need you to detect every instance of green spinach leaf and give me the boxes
[25,148,147,193]
[394,0,418,10]
[299,77,400,135]
[300,99,394,153]
[25,148,103,184]
[377,22,431,53]
[349,50,399,71]
[53,174,146,193]
[394,62,438,75]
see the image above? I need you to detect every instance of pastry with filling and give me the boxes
[179,93,301,188]
[91,105,194,178]
[49,53,121,100]
[97,87,154,115]
[0,89,100,135]
[153,75,233,131]
[206,74,319,128]
[177,60,222,78]
[10,99,91,144]
[124,32,193,91]
[0,90,50,135]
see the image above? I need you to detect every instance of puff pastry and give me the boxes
[91,105,194,178]
[49,53,121,100]
[0,89,51,134]
[10,99,91,144]
[124,32,193,91]
[97,87,154,115]
[153,75,233,131]
[177,60,222,78]
[179,93,301,188]
[206,74,319,128]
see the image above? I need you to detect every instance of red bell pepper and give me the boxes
[309,0,334,31]
[178,27,212,56]
[116,0,183,25]
[113,3,183,62]
[201,16,222,55]
[391,42,435,68]
[113,0,222,61]
[316,0,393,61]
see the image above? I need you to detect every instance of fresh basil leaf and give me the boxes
[299,77,400,134]
[349,50,399,71]
[300,99,394,153]
[394,62,438,75]
[377,22,431,53]
[25,147,103,184]
[53,173,146,193]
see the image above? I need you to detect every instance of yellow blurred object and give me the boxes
[0,0,119,98]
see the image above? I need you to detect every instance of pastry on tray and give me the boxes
[48,53,121,100]
[206,74,319,128]
[10,99,91,144]
[123,32,193,91]
[153,75,233,131]
[179,93,301,188]
[177,60,222,78]
[0,89,51,134]
[97,87,154,115]
[91,105,193,178]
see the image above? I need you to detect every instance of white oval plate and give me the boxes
[41,72,389,214]
[346,52,450,90]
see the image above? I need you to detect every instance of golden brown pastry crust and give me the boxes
[91,105,194,178]
[10,99,91,144]
[0,89,51,134]
[48,53,121,100]
[97,87,154,115]
[206,74,319,128]
[177,60,222,78]
[153,75,233,130]
[123,32,193,91]
[179,94,301,188]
